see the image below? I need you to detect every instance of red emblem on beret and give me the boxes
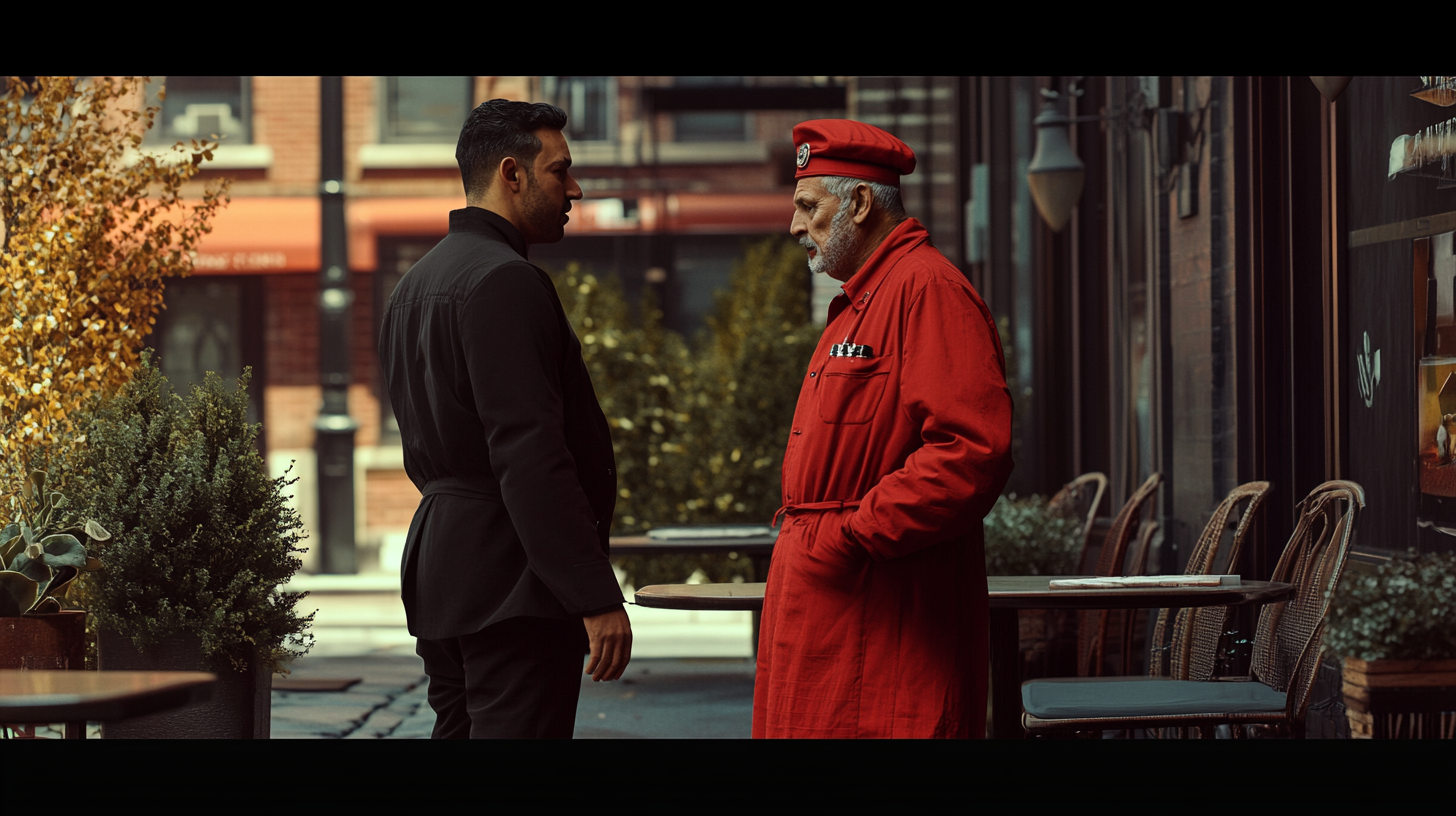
[791,119,916,186]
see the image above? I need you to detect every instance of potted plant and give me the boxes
[0,469,107,674]
[70,356,314,739]
[983,493,1084,680]
[1325,551,1456,739]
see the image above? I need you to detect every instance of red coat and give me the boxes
[753,218,1013,738]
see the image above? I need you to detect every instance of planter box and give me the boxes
[0,611,87,670]
[1343,657,1456,739]
[98,630,269,739]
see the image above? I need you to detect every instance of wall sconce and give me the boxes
[1028,78,1203,230]
[1027,89,1084,232]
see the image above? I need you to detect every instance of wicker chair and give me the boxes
[1047,473,1108,575]
[1076,473,1162,677]
[1114,518,1160,676]
[1148,481,1273,681]
[1021,480,1364,738]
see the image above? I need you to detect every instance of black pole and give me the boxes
[316,75,357,573]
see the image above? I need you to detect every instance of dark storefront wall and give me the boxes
[1345,76,1456,557]
[993,77,1351,578]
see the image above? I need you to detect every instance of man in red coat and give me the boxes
[753,120,1014,738]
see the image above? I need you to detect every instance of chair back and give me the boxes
[1251,480,1363,736]
[1049,472,1107,574]
[1117,518,1160,675]
[1076,472,1162,676]
[1150,481,1273,679]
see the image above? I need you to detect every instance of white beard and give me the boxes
[801,205,856,279]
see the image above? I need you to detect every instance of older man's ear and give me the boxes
[850,182,876,226]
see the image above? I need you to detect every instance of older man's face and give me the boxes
[790,177,856,282]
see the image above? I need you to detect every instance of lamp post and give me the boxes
[316,75,357,574]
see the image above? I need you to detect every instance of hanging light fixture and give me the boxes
[1027,91,1084,232]
[1310,77,1353,103]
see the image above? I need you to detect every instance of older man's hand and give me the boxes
[583,608,632,682]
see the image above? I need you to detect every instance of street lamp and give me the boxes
[1310,76,1353,103]
[1026,89,1085,233]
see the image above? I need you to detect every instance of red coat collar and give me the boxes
[838,218,930,313]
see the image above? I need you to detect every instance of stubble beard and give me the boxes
[801,204,856,280]
[520,170,566,244]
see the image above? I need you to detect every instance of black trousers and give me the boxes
[415,615,587,739]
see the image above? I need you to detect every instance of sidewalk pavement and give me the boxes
[270,650,756,739]
[269,586,758,738]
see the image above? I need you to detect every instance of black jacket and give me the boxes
[378,207,622,640]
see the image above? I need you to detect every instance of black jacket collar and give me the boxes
[449,207,528,259]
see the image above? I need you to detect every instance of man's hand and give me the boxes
[583,608,632,682]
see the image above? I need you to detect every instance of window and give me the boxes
[151,277,266,446]
[673,77,749,142]
[541,76,615,142]
[380,77,472,144]
[145,76,250,144]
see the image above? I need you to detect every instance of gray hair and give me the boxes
[818,175,907,221]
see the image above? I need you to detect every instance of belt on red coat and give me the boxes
[771,499,862,528]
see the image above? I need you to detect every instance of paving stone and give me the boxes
[347,710,404,738]
[269,705,370,736]
[389,717,437,739]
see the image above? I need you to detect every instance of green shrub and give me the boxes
[69,356,313,673]
[549,237,816,588]
[983,494,1082,576]
[1325,551,1456,662]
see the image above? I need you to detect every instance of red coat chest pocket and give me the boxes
[818,355,891,425]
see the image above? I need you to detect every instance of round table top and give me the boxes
[633,577,1295,612]
[0,670,216,722]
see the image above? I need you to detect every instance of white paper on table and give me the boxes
[647,526,776,540]
[1047,575,1242,590]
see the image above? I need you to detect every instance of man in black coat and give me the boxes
[378,99,631,738]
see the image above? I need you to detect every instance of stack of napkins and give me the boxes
[1047,575,1242,590]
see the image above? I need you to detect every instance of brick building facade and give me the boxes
[154,76,841,573]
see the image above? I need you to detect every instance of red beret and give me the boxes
[793,119,916,186]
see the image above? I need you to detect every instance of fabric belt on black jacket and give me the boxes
[422,477,502,502]
[772,499,862,527]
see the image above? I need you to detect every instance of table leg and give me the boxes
[750,554,771,661]
[989,608,1023,739]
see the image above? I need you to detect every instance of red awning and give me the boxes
[191,197,320,274]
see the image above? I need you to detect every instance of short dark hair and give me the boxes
[456,99,568,199]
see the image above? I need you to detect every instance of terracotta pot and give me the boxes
[1343,656,1456,739]
[97,630,269,739]
[0,610,87,670]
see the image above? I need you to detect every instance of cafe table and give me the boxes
[610,525,778,580]
[0,670,216,739]
[634,576,1294,738]
[613,526,778,652]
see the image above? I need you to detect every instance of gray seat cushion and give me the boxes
[1021,677,1287,720]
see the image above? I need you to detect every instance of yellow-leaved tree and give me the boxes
[0,76,227,488]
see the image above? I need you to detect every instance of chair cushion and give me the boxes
[1021,677,1287,720]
